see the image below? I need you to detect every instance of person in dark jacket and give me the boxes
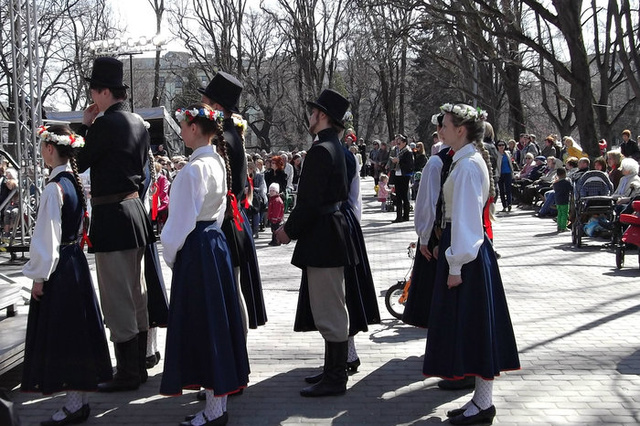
[391,134,414,222]
[77,57,155,393]
[621,129,640,161]
[275,89,355,398]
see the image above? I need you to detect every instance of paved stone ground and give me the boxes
[2,175,640,425]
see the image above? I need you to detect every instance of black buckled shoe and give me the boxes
[449,403,496,425]
[41,404,90,426]
[347,358,360,373]
[180,411,228,426]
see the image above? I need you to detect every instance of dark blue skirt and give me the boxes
[21,244,112,394]
[238,209,267,329]
[423,226,520,380]
[402,239,437,328]
[294,205,380,336]
[160,221,250,396]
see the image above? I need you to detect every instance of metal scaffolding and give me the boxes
[3,0,43,257]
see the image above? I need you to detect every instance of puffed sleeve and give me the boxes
[445,161,487,275]
[22,183,63,282]
[414,155,443,242]
[160,164,207,268]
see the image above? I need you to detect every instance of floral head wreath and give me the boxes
[175,108,224,123]
[231,113,247,134]
[37,126,85,148]
[439,103,488,122]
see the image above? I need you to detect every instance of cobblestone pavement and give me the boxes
[2,175,640,425]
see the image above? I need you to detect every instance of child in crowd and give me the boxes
[21,125,112,426]
[268,182,285,246]
[553,167,573,232]
[160,104,249,426]
[378,174,390,211]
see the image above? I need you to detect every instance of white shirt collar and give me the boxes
[48,163,72,180]
[190,145,215,161]
[452,143,476,162]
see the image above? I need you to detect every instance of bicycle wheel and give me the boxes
[385,281,406,320]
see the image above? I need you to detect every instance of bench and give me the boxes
[0,282,27,376]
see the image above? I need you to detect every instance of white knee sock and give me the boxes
[461,377,493,416]
[203,390,224,421]
[146,327,157,357]
[347,336,358,362]
[51,391,83,421]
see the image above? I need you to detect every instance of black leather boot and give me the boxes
[98,336,141,392]
[138,331,148,384]
[300,340,348,397]
[304,358,360,384]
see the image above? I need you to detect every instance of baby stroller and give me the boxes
[571,170,615,247]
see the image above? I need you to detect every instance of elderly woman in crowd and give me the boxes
[612,158,640,215]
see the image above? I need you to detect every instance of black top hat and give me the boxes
[85,57,128,89]
[307,89,350,129]
[197,71,243,113]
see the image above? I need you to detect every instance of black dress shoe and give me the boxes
[180,411,228,426]
[41,404,90,426]
[347,358,360,372]
[437,376,476,390]
[449,405,496,425]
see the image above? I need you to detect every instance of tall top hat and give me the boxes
[197,71,243,113]
[307,89,350,129]
[85,57,128,89]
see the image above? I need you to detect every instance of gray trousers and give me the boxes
[95,247,148,343]
[307,266,349,342]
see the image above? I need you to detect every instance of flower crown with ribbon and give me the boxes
[440,103,488,122]
[37,126,85,148]
[175,108,224,123]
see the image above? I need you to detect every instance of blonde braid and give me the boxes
[475,140,496,200]
[70,157,90,236]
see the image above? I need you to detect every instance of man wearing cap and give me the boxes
[275,89,355,397]
[77,57,155,392]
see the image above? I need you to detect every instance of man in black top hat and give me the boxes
[275,88,354,397]
[77,56,155,393]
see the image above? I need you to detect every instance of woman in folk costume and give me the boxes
[21,125,112,426]
[297,125,381,385]
[423,103,520,425]
[160,104,249,426]
[404,112,453,330]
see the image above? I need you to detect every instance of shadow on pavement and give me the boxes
[227,357,459,425]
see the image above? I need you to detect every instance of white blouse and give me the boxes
[23,164,75,282]
[414,144,450,242]
[160,145,227,268]
[442,143,489,275]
